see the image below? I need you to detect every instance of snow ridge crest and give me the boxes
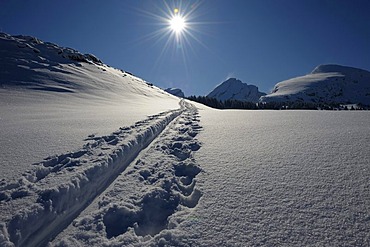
[0,32,103,65]
[311,64,370,75]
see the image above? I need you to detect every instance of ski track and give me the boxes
[51,102,203,246]
[0,100,202,247]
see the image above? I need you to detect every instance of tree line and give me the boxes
[187,96,368,110]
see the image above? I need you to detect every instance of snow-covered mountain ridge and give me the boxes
[261,64,370,105]
[207,78,266,103]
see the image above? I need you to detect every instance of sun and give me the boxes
[169,15,186,34]
[131,1,210,82]
[133,2,207,67]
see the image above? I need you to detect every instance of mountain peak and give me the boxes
[224,78,243,83]
[207,78,265,103]
[164,88,185,98]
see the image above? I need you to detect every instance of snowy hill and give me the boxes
[0,32,170,97]
[0,32,190,246]
[260,64,370,105]
[165,87,185,98]
[1,33,370,247]
[207,78,266,103]
[0,32,181,179]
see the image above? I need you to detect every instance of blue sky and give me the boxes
[1,0,370,96]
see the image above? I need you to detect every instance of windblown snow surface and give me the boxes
[1,33,370,246]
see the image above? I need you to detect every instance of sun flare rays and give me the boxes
[127,1,209,79]
[137,2,202,49]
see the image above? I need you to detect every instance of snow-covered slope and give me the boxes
[207,78,266,103]
[260,64,370,105]
[164,88,185,98]
[0,32,180,178]
[0,32,174,98]
[0,32,185,246]
[2,32,370,247]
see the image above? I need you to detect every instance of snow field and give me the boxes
[2,32,370,247]
[51,101,203,246]
[0,101,191,247]
[189,109,370,246]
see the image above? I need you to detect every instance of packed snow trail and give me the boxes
[0,100,201,247]
[51,102,203,246]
